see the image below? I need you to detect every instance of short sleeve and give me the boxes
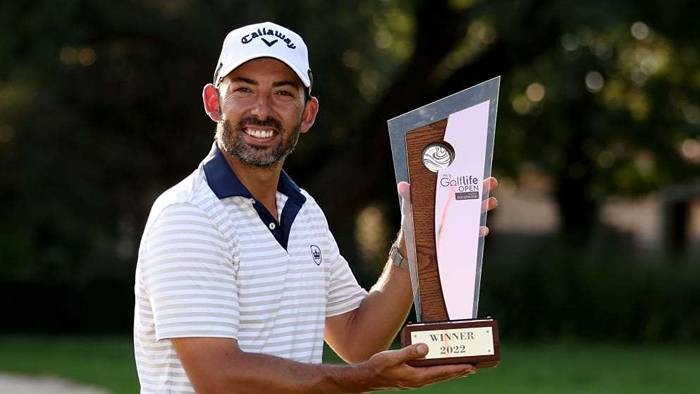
[325,232,368,317]
[139,203,239,340]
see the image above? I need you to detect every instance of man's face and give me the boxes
[215,58,308,168]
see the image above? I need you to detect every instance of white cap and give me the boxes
[213,22,313,91]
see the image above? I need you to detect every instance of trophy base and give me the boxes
[401,318,500,368]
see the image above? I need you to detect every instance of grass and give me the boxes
[379,341,700,394]
[0,336,137,393]
[0,336,699,393]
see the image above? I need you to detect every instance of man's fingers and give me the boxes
[404,343,429,360]
[478,180,497,237]
[483,177,498,193]
[397,181,411,203]
[414,364,476,385]
[480,226,490,237]
[373,344,427,367]
[370,347,476,389]
[387,343,428,365]
[482,196,498,212]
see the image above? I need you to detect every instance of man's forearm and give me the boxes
[334,236,414,362]
[174,337,474,393]
[215,351,370,394]
[175,338,371,394]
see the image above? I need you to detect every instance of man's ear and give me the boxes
[299,96,319,134]
[202,83,221,122]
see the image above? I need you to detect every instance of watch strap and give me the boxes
[389,243,406,268]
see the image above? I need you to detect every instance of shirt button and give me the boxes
[269,223,276,230]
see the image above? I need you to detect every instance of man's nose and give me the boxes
[251,93,272,119]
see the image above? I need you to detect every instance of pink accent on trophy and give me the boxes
[434,100,490,320]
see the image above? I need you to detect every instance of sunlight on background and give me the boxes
[1,1,699,393]
[355,204,390,262]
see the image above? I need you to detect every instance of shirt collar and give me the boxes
[202,143,306,204]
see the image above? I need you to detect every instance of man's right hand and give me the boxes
[173,337,476,393]
[358,343,477,390]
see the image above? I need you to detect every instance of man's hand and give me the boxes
[480,176,499,236]
[325,177,500,369]
[173,338,475,393]
[358,343,476,389]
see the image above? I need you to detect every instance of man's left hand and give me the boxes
[480,176,499,236]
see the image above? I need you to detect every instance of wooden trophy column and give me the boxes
[405,119,448,322]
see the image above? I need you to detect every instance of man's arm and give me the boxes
[172,337,475,393]
[325,178,499,363]
[324,234,413,363]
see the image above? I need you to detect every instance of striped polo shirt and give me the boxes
[134,144,368,393]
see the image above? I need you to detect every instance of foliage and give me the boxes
[480,235,700,342]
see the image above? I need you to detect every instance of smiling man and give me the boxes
[134,21,495,393]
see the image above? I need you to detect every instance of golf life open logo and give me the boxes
[440,174,480,200]
[310,245,322,266]
[241,27,297,49]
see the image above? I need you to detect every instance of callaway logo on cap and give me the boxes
[213,21,313,91]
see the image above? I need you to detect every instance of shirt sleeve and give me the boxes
[325,231,368,317]
[139,202,239,340]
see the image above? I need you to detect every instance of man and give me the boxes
[134,21,497,393]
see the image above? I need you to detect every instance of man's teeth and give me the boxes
[245,129,274,139]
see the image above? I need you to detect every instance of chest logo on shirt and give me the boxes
[310,245,322,265]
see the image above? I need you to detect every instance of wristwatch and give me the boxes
[389,243,407,268]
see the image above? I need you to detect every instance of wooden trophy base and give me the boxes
[401,318,500,368]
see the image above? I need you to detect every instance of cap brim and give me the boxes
[216,53,311,88]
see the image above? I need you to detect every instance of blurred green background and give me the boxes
[1,0,699,392]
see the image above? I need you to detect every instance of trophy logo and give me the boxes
[422,143,454,172]
[387,77,501,367]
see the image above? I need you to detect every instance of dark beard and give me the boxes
[217,116,301,168]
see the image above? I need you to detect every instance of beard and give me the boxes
[217,115,301,168]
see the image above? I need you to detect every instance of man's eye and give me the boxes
[276,90,294,97]
[234,87,252,94]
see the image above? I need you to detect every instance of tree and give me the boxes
[0,0,698,333]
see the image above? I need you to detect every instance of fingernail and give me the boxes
[416,343,428,354]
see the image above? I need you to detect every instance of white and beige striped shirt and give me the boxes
[134,145,367,393]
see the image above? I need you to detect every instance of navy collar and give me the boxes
[202,144,307,250]
[203,144,306,205]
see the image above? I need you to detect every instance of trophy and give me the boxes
[388,77,501,367]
